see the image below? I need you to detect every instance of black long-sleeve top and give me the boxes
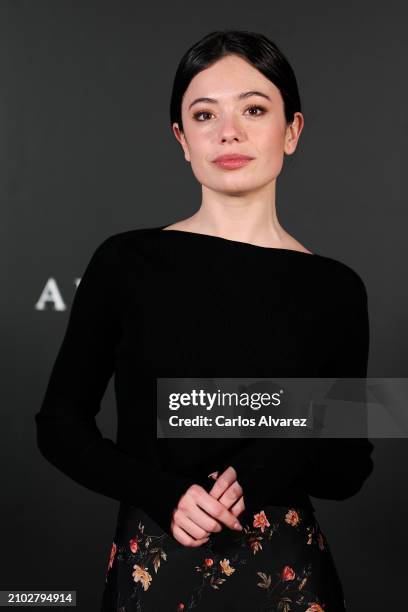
[35,225,374,533]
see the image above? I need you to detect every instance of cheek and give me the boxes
[258,129,286,170]
[187,149,214,185]
[187,135,210,163]
[257,123,285,152]
[188,138,215,171]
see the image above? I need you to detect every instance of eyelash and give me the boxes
[193,105,267,122]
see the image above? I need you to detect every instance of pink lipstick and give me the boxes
[212,154,255,170]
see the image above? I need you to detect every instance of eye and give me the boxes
[245,105,266,116]
[192,105,267,122]
[193,111,213,122]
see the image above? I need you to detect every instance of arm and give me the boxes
[216,269,374,508]
[301,270,374,500]
[35,236,198,534]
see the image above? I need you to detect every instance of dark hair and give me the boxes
[170,29,302,133]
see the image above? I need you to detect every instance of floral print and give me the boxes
[101,505,346,611]
[253,509,271,533]
[132,566,152,592]
[285,509,301,527]
[108,542,117,571]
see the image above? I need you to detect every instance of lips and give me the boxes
[212,154,254,162]
[212,154,255,170]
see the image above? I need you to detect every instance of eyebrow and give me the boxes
[188,90,272,110]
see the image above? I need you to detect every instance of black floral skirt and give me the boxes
[100,503,346,611]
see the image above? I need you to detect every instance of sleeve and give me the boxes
[34,235,198,534]
[216,269,374,509]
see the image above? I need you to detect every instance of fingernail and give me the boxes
[234,521,243,530]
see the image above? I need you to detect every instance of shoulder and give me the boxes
[77,228,159,284]
[313,253,368,308]
[91,226,160,258]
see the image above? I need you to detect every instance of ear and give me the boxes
[172,122,191,162]
[284,112,304,156]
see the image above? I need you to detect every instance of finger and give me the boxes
[173,508,211,540]
[180,501,223,533]
[190,487,243,531]
[207,466,238,500]
[229,495,245,517]
[217,480,243,509]
[171,523,210,548]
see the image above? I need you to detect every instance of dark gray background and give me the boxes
[2,1,407,610]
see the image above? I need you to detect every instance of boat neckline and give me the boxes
[156,225,318,257]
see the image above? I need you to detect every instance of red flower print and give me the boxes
[204,558,214,567]
[177,604,185,611]
[129,538,138,553]
[253,510,270,533]
[285,508,300,527]
[306,604,324,612]
[108,542,116,571]
[281,565,295,581]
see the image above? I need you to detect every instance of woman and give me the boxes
[35,30,374,611]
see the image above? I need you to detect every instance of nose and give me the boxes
[221,134,241,143]
[218,114,245,143]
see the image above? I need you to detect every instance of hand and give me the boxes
[170,466,244,547]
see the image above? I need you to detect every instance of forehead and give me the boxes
[183,54,281,104]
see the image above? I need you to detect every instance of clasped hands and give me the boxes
[170,465,246,547]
